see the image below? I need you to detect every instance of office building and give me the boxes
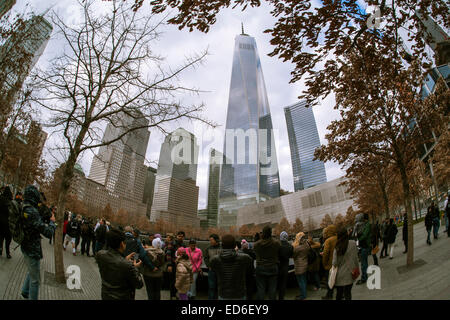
[284,100,327,191]
[218,29,280,228]
[150,128,200,227]
[88,111,150,215]
[237,177,355,230]
[0,0,16,19]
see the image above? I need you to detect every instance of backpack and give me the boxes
[8,200,29,246]
[123,235,139,257]
[81,222,90,235]
[147,249,164,268]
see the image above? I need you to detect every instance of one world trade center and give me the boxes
[218,29,280,228]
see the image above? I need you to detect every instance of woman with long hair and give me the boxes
[292,232,310,300]
[332,227,359,300]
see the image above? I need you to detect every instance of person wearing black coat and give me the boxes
[96,229,143,300]
[371,222,381,265]
[210,234,253,300]
[80,219,94,256]
[402,214,408,254]
[0,186,13,259]
[385,219,398,259]
[277,231,293,300]
[425,208,434,245]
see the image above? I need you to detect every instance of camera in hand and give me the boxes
[39,204,52,224]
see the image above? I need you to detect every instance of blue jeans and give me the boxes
[208,269,218,300]
[296,273,307,300]
[188,272,199,298]
[360,247,369,282]
[21,252,41,300]
[427,229,432,243]
[433,218,440,238]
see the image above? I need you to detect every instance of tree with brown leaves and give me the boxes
[320,214,334,229]
[291,218,304,234]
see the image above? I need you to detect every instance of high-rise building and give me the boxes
[0,15,52,103]
[156,128,198,182]
[142,166,157,218]
[88,111,150,215]
[218,30,280,228]
[0,0,16,19]
[150,128,200,227]
[205,148,222,228]
[284,101,327,191]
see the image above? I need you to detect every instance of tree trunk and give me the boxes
[54,152,78,283]
[398,162,414,267]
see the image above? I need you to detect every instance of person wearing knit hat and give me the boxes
[278,231,293,300]
[241,239,249,250]
[280,231,289,242]
[293,232,310,300]
[152,238,162,249]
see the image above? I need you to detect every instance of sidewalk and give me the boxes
[1,222,449,300]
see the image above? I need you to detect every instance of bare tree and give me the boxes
[30,0,213,283]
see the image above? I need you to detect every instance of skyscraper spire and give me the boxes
[241,22,244,35]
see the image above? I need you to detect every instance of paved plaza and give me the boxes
[1,222,449,300]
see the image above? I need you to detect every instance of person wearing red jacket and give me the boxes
[186,239,203,300]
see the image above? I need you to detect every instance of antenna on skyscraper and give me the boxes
[241,22,244,35]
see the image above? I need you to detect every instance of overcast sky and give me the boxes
[12,0,353,209]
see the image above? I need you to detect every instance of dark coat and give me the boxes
[204,244,222,269]
[425,212,433,230]
[254,238,281,268]
[402,217,408,242]
[95,248,144,300]
[0,193,11,233]
[278,240,293,275]
[210,249,253,299]
[385,224,398,244]
[20,185,56,260]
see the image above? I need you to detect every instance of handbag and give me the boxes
[371,245,379,255]
[328,265,338,289]
[352,267,360,280]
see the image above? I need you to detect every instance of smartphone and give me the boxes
[134,253,140,261]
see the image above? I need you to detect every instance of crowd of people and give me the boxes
[0,184,449,301]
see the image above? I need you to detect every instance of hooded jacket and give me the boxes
[186,247,203,273]
[254,238,281,269]
[95,248,144,300]
[210,249,253,299]
[21,185,56,260]
[322,225,337,271]
[293,238,310,275]
[175,257,193,294]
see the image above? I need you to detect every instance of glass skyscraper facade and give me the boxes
[218,32,280,228]
[284,100,327,191]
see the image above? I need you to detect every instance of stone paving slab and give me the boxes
[1,222,449,300]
